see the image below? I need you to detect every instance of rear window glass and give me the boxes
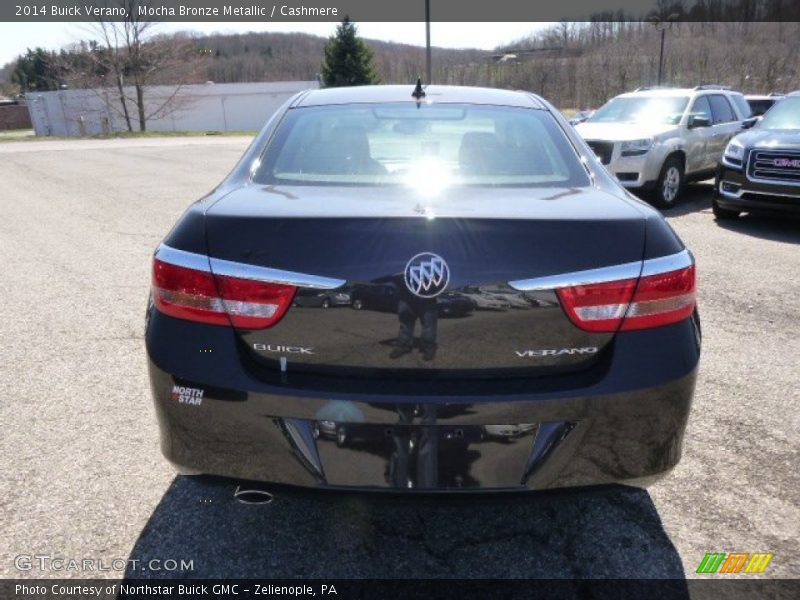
[253,103,589,188]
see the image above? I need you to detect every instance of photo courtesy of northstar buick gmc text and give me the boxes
[146,84,700,491]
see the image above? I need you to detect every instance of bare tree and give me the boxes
[73,0,207,131]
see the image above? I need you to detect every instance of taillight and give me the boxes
[556,278,638,333]
[152,258,296,329]
[557,265,695,332]
[620,265,696,331]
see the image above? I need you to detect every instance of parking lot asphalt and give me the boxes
[0,137,798,580]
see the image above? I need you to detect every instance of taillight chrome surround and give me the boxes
[152,244,345,329]
[509,250,696,332]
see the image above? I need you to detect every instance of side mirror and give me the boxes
[688,115,711,129]
[741,116,760,129]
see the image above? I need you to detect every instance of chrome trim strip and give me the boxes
[508,250,692,291]
[640,249,693,277]
[744,175,800,188]
[154,244,346,290]
[509,261,641,291]
[720,182,800,200]
[154,244,212,273]
[209,256,346,289]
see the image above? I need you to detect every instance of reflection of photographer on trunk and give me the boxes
[390,287,438,361]
[387,404,439,489]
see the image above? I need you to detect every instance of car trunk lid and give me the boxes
[203,185,647,380]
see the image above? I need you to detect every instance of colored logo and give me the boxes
[404,252,450,298]
[696,552,774,574]
[774,158,800,169]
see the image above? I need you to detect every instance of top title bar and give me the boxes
[3,0,800,22]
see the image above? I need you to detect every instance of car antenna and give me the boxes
[412,78,426,102]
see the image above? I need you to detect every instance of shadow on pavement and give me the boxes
[713,212,800,244]
[626,182,713,218]
[658,182,715,218]
[655,181,800,244]
[124,475,689,583]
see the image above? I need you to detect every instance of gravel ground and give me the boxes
[0,137,798,581]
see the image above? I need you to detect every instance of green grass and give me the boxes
[0,129,258,142]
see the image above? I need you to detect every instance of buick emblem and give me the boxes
[404,252,450,298]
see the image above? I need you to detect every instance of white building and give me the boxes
[26,80,319,136]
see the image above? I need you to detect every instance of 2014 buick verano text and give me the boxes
[145,85,700,491]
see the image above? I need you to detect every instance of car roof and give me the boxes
[745,94,778,100]
[617,88,744,99]
[294,85,546,109]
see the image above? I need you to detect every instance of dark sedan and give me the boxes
[715,93,800,218]
[146,84,700,491]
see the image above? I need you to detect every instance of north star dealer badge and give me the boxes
[171,385,203,406]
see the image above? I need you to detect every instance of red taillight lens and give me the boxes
[152,259,229,326]
[556,265,695,332]
[620,265,696,331]
[152,258,296,329]
[214,273,296,329]
[556,278,638,333]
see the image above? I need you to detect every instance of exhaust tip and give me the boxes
[234,485,275,505]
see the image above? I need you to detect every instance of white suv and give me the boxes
[575,86,750,207]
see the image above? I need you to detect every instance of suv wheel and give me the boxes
[712,197,741,220]
[653,157,684,209]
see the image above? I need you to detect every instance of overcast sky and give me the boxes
[0,22,549,66]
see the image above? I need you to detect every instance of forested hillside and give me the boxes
[3,22,798,109]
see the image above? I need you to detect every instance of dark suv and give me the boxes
[714,92,800,218]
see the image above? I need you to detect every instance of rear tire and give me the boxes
[321,298,331,308]
[712,197,741,220]
[652,157,684,209]
[352,299,364,310]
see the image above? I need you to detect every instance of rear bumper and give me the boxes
[146,311,701,492]
[716,164,800,214]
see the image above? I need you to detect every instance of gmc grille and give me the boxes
[747,149,800,185]
[586,141,614,165]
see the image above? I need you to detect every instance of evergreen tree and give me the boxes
[321,18,379,87]
[11,48,60,92]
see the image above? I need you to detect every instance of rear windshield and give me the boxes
[253,103,589,188]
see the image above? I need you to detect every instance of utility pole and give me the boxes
[425,0,432,84]
[649,13,679,86]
